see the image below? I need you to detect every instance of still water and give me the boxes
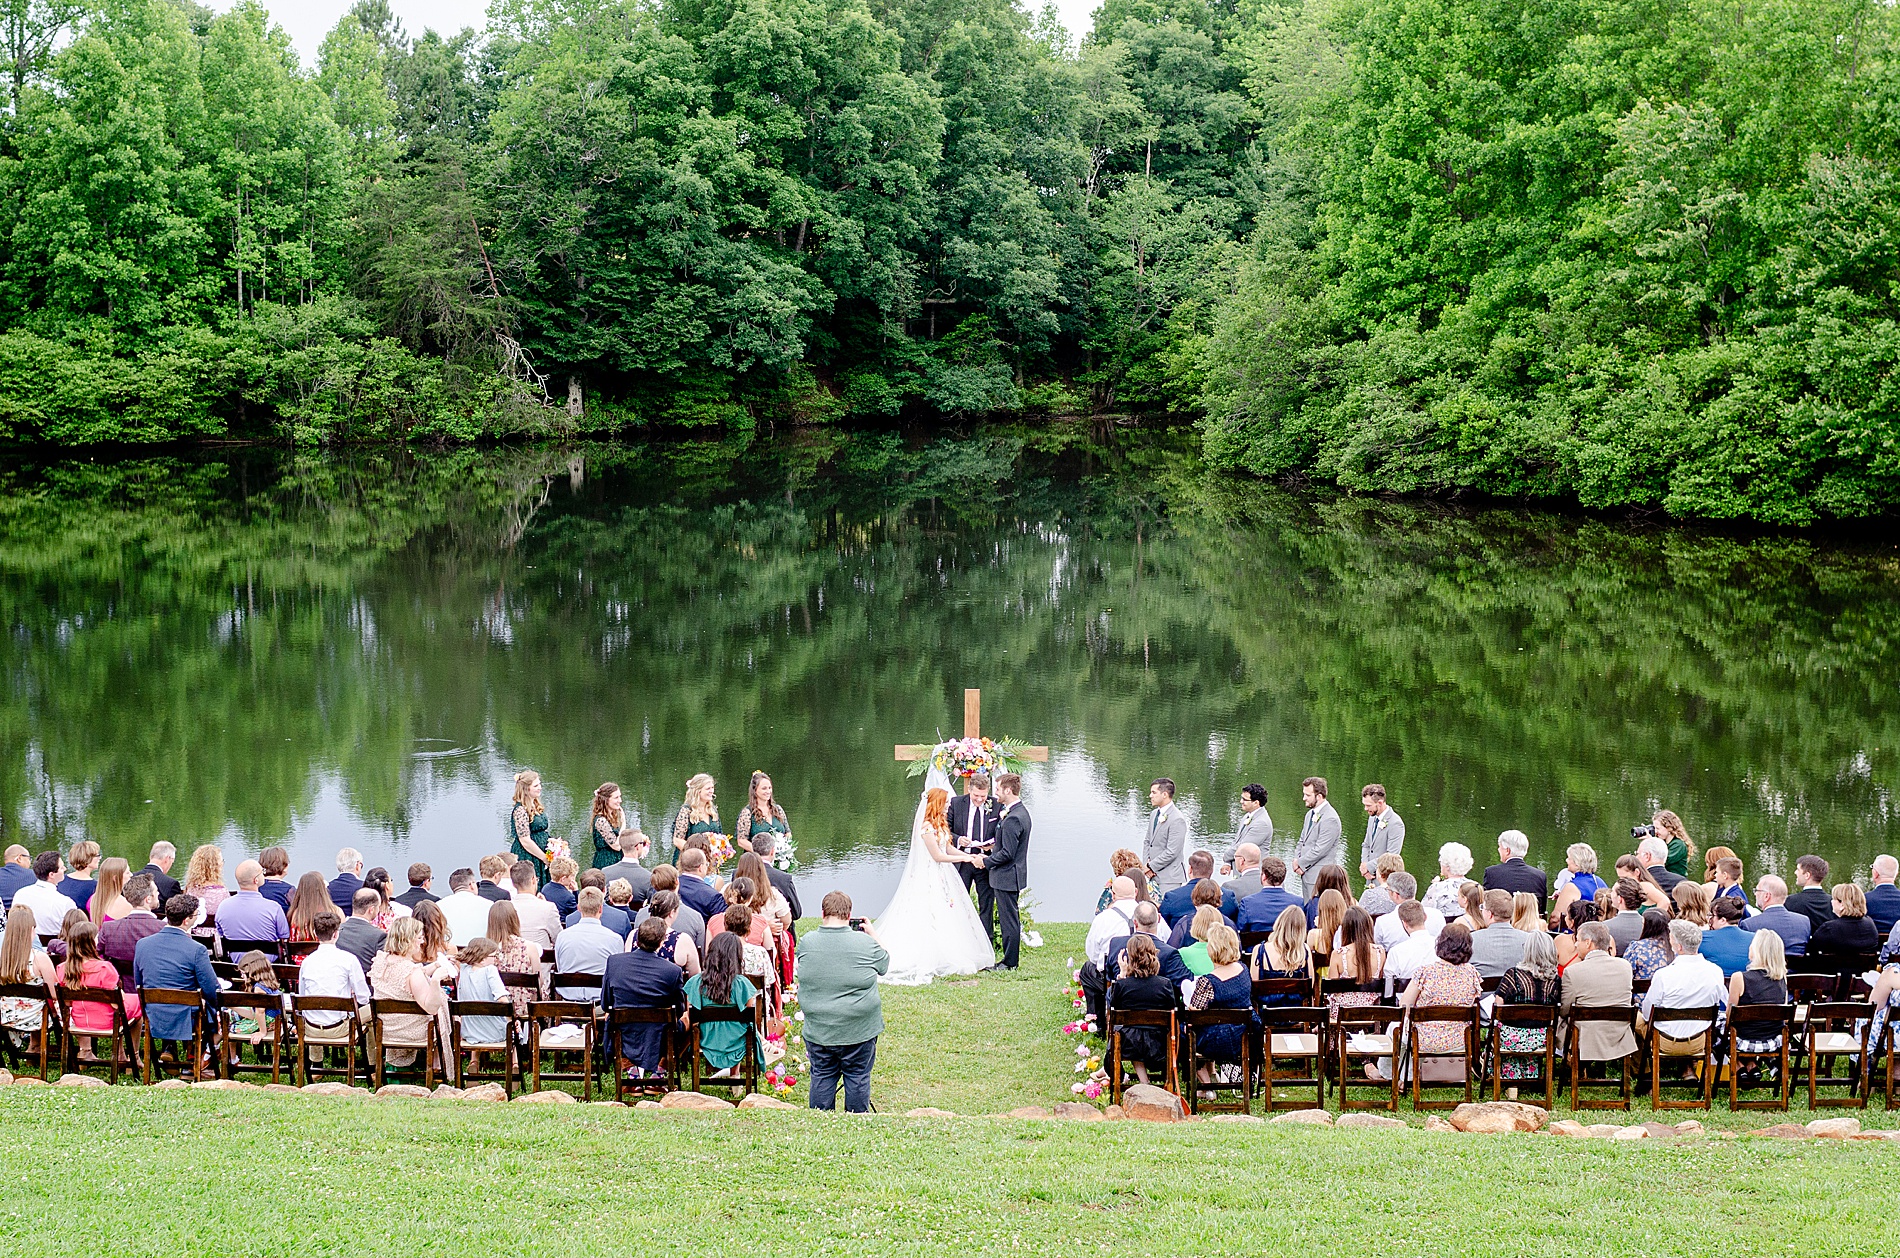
[3,426,1897,920]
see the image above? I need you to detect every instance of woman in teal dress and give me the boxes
[1653,809,1696,879]
[669,773,721,860]
[509,769,552,885]
[684,933,761,1072]
[733,771,790,857]
[589,782,632,870]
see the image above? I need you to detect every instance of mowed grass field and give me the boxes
[0,924,1895,1257]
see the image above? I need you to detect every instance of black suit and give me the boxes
[140,864,182,907]
[985,800,1031,968]
[947,792,1000,941]
[1785,887,1839,931]
[477,880,511,904]
[765,866,802,922]
[393,886,438,912]
[1480,858,1549,914]
[602,949,685,1073]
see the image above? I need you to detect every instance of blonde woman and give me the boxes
[366,918,450,1068]
[1185,923,1255,1081]
[1308,888,1348,962]
[508,770,551,884]
[182,846,230,924]
[669,774,720,859]
[1249,906,1312,1004]
[1671,881,1712,928]
[0,904,60,1045]
[1510,891,1545,934]
[733,771,791,856]
[1423,843,1474,919]
[1728,930,1789,1058]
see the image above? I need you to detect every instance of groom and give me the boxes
[973,773,1030,971]
[947,771,1000,945]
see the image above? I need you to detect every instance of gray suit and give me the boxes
[1603,910,1644,956]
[1292,801,1343,897]
[1219,808,1274,868]
[1470,923,1532,979]
[1145,805,1189,893]
[1359,806,1405,874]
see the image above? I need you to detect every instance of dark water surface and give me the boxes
[4,426,1897,920]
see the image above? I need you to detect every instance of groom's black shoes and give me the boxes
[981,963,1016,972]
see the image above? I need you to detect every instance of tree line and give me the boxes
[0,0,1895,522]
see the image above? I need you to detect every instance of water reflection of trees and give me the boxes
[0,430,1895,887]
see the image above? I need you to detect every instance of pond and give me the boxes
[3,425,1897,921]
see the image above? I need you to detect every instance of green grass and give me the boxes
[2,922,1898,1257]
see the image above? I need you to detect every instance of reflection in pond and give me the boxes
[1,427,1896,919]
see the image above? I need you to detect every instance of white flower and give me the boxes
[1070,1082,1087,1094]
[794,1011,805,1021]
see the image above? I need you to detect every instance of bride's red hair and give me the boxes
[924,788,950,830]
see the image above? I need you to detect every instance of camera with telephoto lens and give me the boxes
[1631,823,1658,840]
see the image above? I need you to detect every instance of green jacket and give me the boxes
[795,924,889,1047]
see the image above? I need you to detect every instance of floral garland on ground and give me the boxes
[1061,955,1109,1102]
[903,736,1037,781]
[764,976,803,1099]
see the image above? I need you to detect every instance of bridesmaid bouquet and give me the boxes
[706,833,736,870]
[544,837,572,864]
[767,835,798,872]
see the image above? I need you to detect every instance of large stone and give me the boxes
[1807,1117,1862,1139]
[0,1070,11,1087]
[56,1074,109,1088]
[590,1100,629,1108]
[1640,1123,1681,1140]
[1053,1102,1106,1122]
[1006,1105,1054,1120]
[1673,1119,1704,1134]
[191,1079,260,1092]
[263,1083,303,1095]
[1548,1119,1588,1138]
[515,1089,578,1104]
[1449,1101,1548,1134]
[1610,1126,1649,1140]
[374,1084,435,1100]
[1749,1124,1812,1139]
[1202,1113,1266,1124]
[150,1077,190,1091]
[431,1084,467,1100]
[1102,1104,1125,1121]
[634,1099,663,1110]
[1270,1109,1333,1127]
[904,1107,958,1119]
[1423,1115,1456,1132]
[1120,1084,1186,1123]
[1582,1124,1624,1138]
[737,1094,799,1111]
[10,1076,49,1088]
[459,1083,508,1103]
[1336,1113,1407,1130]
[301,1081,368,1097]
[658,1090,733,1111]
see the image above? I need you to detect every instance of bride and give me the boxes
[876,767,1000,984]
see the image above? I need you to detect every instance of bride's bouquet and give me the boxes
[905,735,1036,782]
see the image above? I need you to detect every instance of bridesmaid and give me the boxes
[508,769,552,885]
[669,773,721,859]
[588,783,633,871]
[733,771,790,856]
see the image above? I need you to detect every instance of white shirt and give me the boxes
[1641,954,1729,1039]
[298,942,372,1026]
[511,892,563,954]
[1384,928,1441,994]
[439,891,495,947]
[1085,899,1139,969]
[1376,903,1445,951]
[12,881,78,933]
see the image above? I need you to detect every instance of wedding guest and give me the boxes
[1710,856,1749,908]
[587,782,634,870]
[1176,905,1224,978]
[1603,879,1647,954]
[1359,854,1405,918]
[1185,924,1256,1082]
[1471,889,1531,979]
[1698,896,1753,977]
[1304,864,1350,930]
[1457,882,1486,935]
[258,847,294,911]
[638,868,703,951]
[597,839,653,912]
[669,773,721,861]
[1635,838,1683,897]
[475,855,512,904]
[1808,883,1878,967]
[750,832,800,923]
[362,869,404,928]
[1494,933,1561,1084]
[1553,899,1600,967]
[675,848,725,920]
[1144,778,1188,894]
[181,846,230,920]
[287,872,336,943]
[1561,922,1636,1062]
[1306,888,1348,960]
[13,853,77,937]
[1868,856,1900,936]
[1327,907,1385,1012]
[555,888,622,999]
[1383,901,1439,994]
[415,902,457,981]
[1248,906,1312,1004]
[1358,784,1405,882]
[1386,924,1480,1080]
[1160,856,1235,929]
[1291,777,1343,898]
[439,869,496,946]
[1727,929,1790,1059]
[509,861,563,954]
[508,770,553,884]
[1511,891,1545,934]
[217,860,289,943]
[1785,856,1838,930]
[0,905,59,1042]
[797,893,888,1112]
[1671,881,1713,928]
[543,857,581,920]
[1700,845,1739,891]
[1482,830,1548,914]
[367,917,450,1068]
[1104,902,1192,989]
[394,864,438,912]
[1166,879,1231,948]
[56,841,100,915]
[487,901,542,1018]
[65,919,137,1059]
[89,858,131,926]
[1237,858,1302,932]
[606,879,639,936]
[1652,809,1696,878]
[641,890,702,978]
[602,917,685,1079]
[137,842,181,906]
[98,877,161,985]
[1373,872,1443,949]
[1741,875,1811,957]
[1218,784,1273,876]
[1423,842,1474,920]
[335,890,387,978]
[736,853,792,938]
[452,937,512,1063]
[324,848,364,914]
[1223,844,1266,897]
[0,846,32,911]
[1081,876,1140,1026]
[132,895,220,1065]
[1638,920,1727,1050]
[1107,934,1178,1085]
[734,771,792,857]
[708,878,772,947]
[1621,911,1673,981]
[297,910,370,1049]
[1550,843,1605,922]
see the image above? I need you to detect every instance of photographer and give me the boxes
[796,892,889,1112]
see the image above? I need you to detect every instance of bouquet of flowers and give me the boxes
[544,837,572,864]
[706,833,736,871]
[766,834,798,872]
[904,735,1036,781]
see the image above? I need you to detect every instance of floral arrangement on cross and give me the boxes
[903,736,1037,782]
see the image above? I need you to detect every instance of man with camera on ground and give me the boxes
[796,892,889,1113]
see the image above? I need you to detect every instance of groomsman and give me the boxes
[1144,778,1188,894]
[1219,784,1274,875]
[1290,776,1343,898]
[948,771,1001,943]
[1358,784,1405,882]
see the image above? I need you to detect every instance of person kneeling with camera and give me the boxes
[796,892,889,1112]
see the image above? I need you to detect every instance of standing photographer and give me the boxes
[797,892,889,1112]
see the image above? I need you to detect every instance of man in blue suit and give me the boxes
[1159,852,1237,927]
[675,849,726,920]
[1741,875,1811,957]
[1867,855,1900,937]
[1104,903,1193,989]
[133,895,223,1065]
[1237,857,1304,932]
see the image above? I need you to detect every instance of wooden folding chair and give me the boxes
[282,941,320,964]
[1487,1003,1557,1106]
[1804,1002,1869,1109]
[218,991,287,1084]
[1644,1005,1717,1110]
[528,999,598,1100]
[1832,953,1882,1000]
[1237,930,1272,955]
[0,983,59,1080]
[291,995,364,1088]
[1869,1015,1899,1109]
[55,987,140,1084]
[271,963,302,992]
[139,988,213,1084]
[449,999,518,1096]
[368,997,444,1090]
[549,972,605,1003]
[1181,1007,1254,1115]
[1725,1004,1794,1111]
[1408,1005,1479,1109]
[1566,1006,1637,1110]
[1105,1008,1178,1102]
[606,1005,683,1100]
[688,1000,760,1099]
[1332,1006,1403,1111]
[1259,1005,1326,1110]
[218,938,281,961]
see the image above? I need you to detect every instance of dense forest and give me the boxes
[0,0,1895,522]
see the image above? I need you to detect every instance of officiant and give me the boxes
[947,770,1001,942]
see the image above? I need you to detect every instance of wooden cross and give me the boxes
[895,688,1051,764]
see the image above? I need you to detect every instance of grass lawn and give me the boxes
[1,923,1896,1257]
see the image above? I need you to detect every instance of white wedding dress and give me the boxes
[876,766,1000,984]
